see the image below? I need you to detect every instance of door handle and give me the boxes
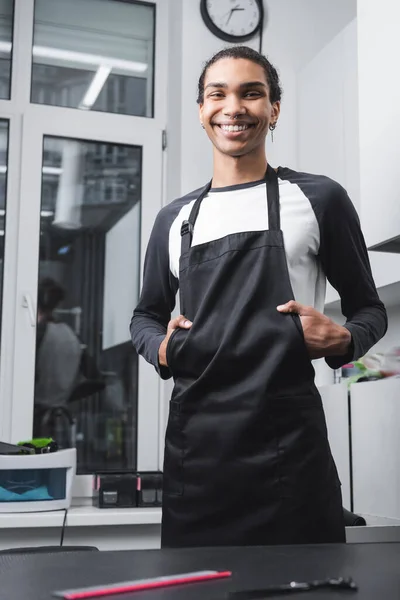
[22,293,36,327]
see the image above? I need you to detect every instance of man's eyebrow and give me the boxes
[204,81,267,91]
[204,82,228,90]
[239,81,267,89]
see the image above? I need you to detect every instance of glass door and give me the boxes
[11,109,163,474]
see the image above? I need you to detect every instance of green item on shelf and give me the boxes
[17,438,58,454]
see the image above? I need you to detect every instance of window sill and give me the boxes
[0,506,162,529]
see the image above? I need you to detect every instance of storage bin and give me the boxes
[0,448,76,512]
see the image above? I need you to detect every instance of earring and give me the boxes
[269,122,277,143]
[201,123,205,129]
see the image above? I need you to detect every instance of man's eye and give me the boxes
[210,92,224,98]
[244,92,261,98]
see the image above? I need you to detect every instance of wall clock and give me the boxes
[200,0,264,44]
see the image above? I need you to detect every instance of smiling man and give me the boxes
[131,46,387,548]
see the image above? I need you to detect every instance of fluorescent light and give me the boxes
[0,165,62,176]
[0,41,11,53]
[0,209,5,216]
[40,210,54,217]
[33,45,147,74]
[79,65,111,110]
[42,166,63,176]
[0,230,4,236]
[0,40,147,74]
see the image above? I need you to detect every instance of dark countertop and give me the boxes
[0,542,399,599]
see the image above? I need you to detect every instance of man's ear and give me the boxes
[199,104,204,127]
[272,101,281,122]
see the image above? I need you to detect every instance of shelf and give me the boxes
[0,506,162,529]
[369,234,400,254]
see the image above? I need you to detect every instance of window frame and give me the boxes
[0,0,169,494]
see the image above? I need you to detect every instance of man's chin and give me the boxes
[214,142,253,158]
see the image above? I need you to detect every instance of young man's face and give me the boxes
[199,58,280,158]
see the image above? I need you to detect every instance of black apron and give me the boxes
[162,165,345,548]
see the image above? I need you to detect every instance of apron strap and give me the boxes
[180,181,212,255]
[266,164,280,231]
[180,164,280,253]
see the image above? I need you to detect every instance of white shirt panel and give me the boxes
[169,180,324,312]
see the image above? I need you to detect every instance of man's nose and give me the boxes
[223,95,246,118]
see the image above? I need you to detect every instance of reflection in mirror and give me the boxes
[0,119,8,355]
[33,136,141,474]
[31,0,155,117]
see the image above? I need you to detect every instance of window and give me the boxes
[34,136,142,474]
[0,0,14,100]
[31,0,155,117]
[0,0,167,487]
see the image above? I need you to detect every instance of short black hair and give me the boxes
[197,46,282,105]
[38,277,66,314]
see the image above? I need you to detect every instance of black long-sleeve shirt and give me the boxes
[131,167,387,379]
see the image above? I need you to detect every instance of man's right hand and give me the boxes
[158,315,192,367]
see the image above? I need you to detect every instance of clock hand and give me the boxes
[226,9,234,25]
[226,4,244,24]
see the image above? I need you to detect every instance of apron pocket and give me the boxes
[166,328,180,372]
[275,402,341,499]
[163,401,184,496]
[291,313,309,355]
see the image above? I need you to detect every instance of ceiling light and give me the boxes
[33,45,147,74]
[0,41,147,74]
[0,42,11,53]
[42,166,63,176]
[79,65,111,110]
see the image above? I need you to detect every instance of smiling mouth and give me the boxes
[215,123,255,132]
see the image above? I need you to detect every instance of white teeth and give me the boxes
[220,124,249,132]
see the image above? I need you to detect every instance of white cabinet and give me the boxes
[357,0,400,251]
[322,379,400,523]
[298,20,359,212]
[351,378,400,520]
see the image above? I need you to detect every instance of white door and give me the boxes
[10,109,164,474]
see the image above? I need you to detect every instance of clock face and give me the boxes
[204,0,262,41]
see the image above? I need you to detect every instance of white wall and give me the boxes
[102,204,140,349]
[168,0,356,199]
[370,306,400,355]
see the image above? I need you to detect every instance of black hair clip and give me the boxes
[227,577,358,598]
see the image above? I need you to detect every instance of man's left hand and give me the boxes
[277,300,352,360]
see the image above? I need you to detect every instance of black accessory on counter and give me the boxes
[137,472,163,507]
[227,577,358,598]
[93,471,163,509]
[343,507,367,526]
[93,472,138,508]
[0,441,34,455]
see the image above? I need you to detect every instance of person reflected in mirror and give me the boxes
[33,278,83,442]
